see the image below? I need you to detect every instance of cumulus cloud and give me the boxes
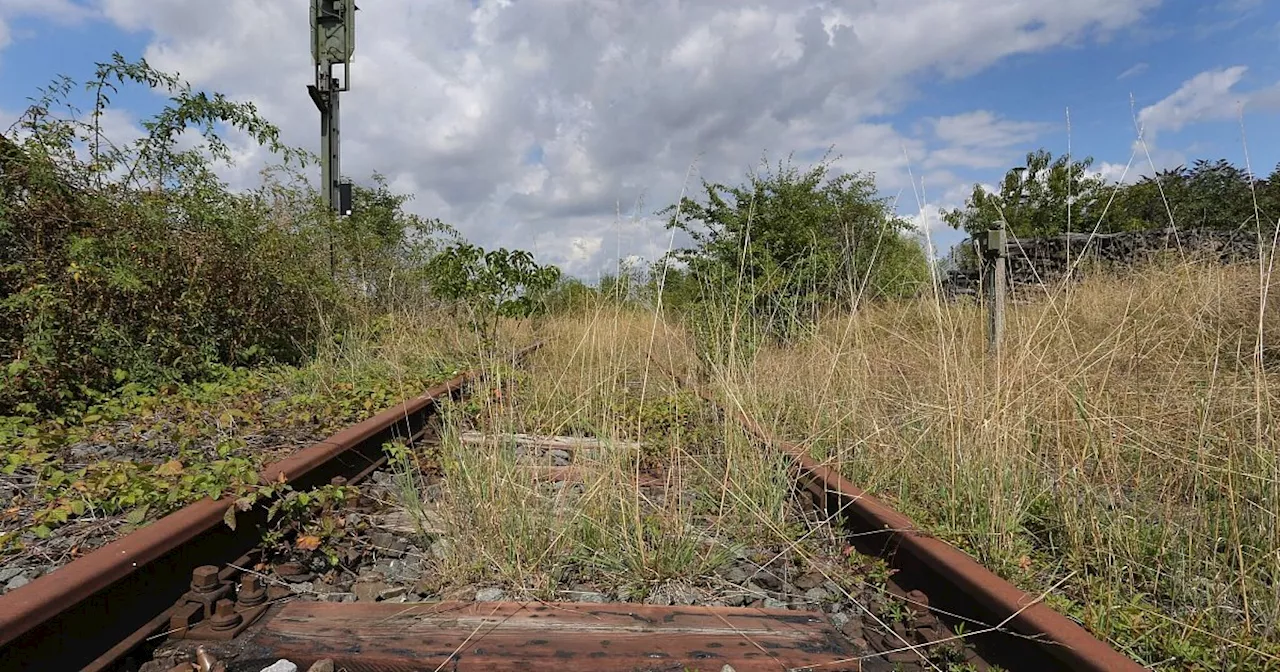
[86,0,1160,276]
[923,111,1051,169]
[1124,65,1279,179]
[1138,66,1251,138]
[1137,66,1280,139]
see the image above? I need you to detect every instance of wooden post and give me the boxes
[984,224,1007,357]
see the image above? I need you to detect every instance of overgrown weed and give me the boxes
[0,313,469,556]
[415,305,828,602]
[714,259,1280,669]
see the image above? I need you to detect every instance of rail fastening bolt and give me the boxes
[210,599,242,631]
[237,574,267,607]
[191,565,221,593]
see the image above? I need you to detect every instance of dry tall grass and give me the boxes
[418,307,827,605]
[349,256,1278,669]
[714,260,1279,668]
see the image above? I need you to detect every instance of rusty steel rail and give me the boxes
[0,343,540,672]
[659,361,1145,672]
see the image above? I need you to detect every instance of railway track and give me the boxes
[0,341,1144,672]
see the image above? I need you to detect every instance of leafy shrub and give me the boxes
[0,54,334,414]
[426,242,562,346]
[659,152,929,366]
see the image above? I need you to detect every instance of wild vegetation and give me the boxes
[942,148,1280,266]
[2,55,1278,671]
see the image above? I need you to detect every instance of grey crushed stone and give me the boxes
[755,572,782,591]
[804,587,829,603]
[0,567,25,583]
[353,581,388,602]
[794,571,826,590]
[429,538,453,559]
[368,531,395,551]
[475,587,505,602]
[670,587,699,606]
[371,558,420,584]
[5,575,31,591]
[378,585,408,601]
[259,661,298,672]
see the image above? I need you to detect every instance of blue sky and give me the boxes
[906,0,1280,176]
[2,1,1279,275]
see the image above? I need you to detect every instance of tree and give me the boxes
[942,149,1110,240]
[425,242,562,347]
[0,53,330,414]
[945,150,1279,249]
[1107,159,1269,232]
[329,173,457,307]
[661,153,928,341]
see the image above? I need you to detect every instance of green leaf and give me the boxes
[124,504,150,525]
[32,525,51,539]
[223,505,237,531]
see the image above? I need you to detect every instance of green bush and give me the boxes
[0,54,336,414]
[659,152,929,364]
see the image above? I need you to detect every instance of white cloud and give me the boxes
[1092,160,1135,184]
[924,111,1050,170]
[1138,66,1250,138]
[567,236,603,265]
[1123,66,1280,181]
[84,0,1159,276]
[931,111,1048,148]
[0,0,92,21]
[1117,62,1148,80]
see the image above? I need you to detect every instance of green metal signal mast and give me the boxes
[308,0,356,216]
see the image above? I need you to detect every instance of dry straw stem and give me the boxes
[346,251,1278,667]
[718,258,1279,666]
[420,306,817,600]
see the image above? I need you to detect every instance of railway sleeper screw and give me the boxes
[190,565,221,593]
[236,574,267,607]
[210,599,242,631]
[185,569,233,618]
